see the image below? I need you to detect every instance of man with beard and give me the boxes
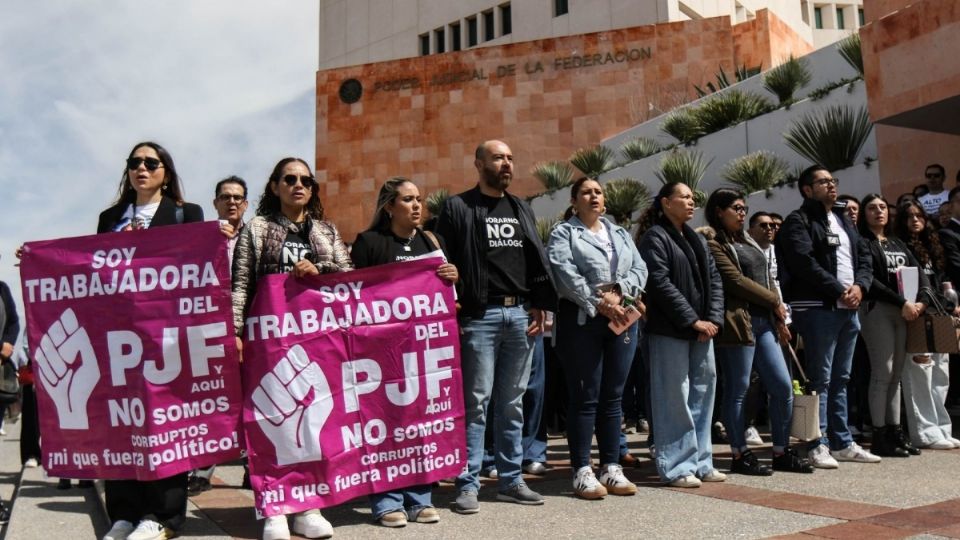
[437,140,556,514]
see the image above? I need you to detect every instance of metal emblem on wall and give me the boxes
[339,78,362,104]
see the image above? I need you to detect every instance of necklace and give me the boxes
[400,230,416,251]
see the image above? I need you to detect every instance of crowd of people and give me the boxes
[3,140,959,540]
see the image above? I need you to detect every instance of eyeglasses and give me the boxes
[757,223,776,230]
[812,177,840,187]
[730,204,749,215]
[126,157,163,171]
[280,174,315,188]
[216,194,246,203]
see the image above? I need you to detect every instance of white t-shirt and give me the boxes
[827,211,855,309]
[919,191,949,217]
[113,202,160,231]
[588,224,619,276]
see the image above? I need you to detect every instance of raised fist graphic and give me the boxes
[34,308,101,429]
[252,345,334,466]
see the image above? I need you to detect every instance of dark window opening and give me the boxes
[467,16,478,47]
[836,8,845,29]
[858,8,865,26]
[451,23,461,51]
[435,28,445,53]
[419,33,429,55]
[555,0,569,17]
[814,7,823,29]
[500,3,512,35]
[483,10,495,41]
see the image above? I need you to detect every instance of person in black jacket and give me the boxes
[636,182,725,488]
[435,140,557,514]
[0,279,19,524]
[99,141,204,540]
[777,165,878,470]
[857,194,927,457]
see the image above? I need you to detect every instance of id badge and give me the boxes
[826,233,841,247]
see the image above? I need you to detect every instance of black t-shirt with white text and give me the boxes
[483,195,528,297]
[280,227,313,274]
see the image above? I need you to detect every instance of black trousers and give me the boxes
[19,384,41,463]
[105,473,188,530]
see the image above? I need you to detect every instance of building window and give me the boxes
[836,8,845,29]
[435,28,445,53]
[467,16,478,47]
[555,0,568,17]
[500,3,512,36]
[483,10,495,41]
[451,22,461,51]
[814,7,822,29]
[419,33,429,55]
[858,8,865,26]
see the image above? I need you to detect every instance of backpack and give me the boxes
[0,359,19,404]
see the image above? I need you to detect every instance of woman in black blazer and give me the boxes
[100,141,203,540]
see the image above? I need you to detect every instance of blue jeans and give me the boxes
[791,308,860,451]
[716,316,793,451]
[455,306,535,492]
[370,485,432,519]
[555,301,638,469]
[648,334,716,482]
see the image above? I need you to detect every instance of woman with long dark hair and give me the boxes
[858,194,928,457]
[232,157,352,540]
[351,177,457,527]
[547,177,647,499]
[893,200,959,449]
[704,188,813,475]
[99,141,204,540]
[636,182,725,488]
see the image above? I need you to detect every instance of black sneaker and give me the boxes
[730,450,773,476]
[890,425,921,456]
[187,475,212,495]
[57,478,71,490]
[77,480,94,488]
[0,502,9,524]
[496,482,544,505]
[772,447,815,473]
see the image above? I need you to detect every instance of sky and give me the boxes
[0,1,319,329]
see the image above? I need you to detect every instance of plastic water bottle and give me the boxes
[943,282,959,312]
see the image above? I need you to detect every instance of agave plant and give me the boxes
[783,105,873,172]
[660,107,704,145]
[655,150,712,207]
[762,55,813,105]
[619,137,663,163]
[569,145,617,178]
[535,216,561,244]
[602,178,651,226]
[694,90,773,134]
[837,33,863,77]
[531,161,575,193]
[425,188,449,218]
[694,63,758,97]
[721,151,790,194]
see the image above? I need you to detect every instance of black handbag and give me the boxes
[0,359,20,405]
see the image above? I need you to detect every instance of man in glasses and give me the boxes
[748,211,781,290]
[778,165,878,469]
[919,164,949,219]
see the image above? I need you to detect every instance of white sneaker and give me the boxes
[126,520,168,540]
[24,458,38,468]
[834,442,881,463]
[263,515,290,540]
[926,439,955,450]
[598,464,637,496]
[572,466,607,499]
[0,428,7,436]
[292,509,333,539]
[744,426,764,446]
[700,469,727,482]
[103,520,135,540]
[808,444,839,469]
[949,437,960,448]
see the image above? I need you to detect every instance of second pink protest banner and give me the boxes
[19,222,242,480]
[242,257,465,516]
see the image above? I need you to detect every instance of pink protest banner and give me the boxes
[242,257,464,516]
[19,222,242,480]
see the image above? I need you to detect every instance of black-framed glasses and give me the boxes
[730,204,749,215]
[757,223,776,230]
[280,174,315,188]
[126,157,163,171]
[813,177,839,187]
[216,194,246,203]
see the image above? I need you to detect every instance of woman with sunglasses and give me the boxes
[99,141,204,540]
[858,194,929,457]
[704,189,812,476]
[635,182,724,488]
[232,157,351,540]
[350,177,457,527]
[893,200,959,449]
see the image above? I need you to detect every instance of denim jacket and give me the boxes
[547,216,648,324]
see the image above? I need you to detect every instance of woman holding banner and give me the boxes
[232,157,351,540]
[350,177,458,527]
[99,141,204,540]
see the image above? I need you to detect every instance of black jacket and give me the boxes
[861,233,930,309]
[938,219,960,287]
[97,196,204,233]
[637,219,723,340]
[0,282,19,350]
[351,228,448,268]
[435,185,556,318]
[777,198,872,309]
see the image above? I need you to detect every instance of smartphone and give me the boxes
[608,305,641,335]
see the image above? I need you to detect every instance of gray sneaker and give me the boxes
[496,482,544,505]
[453,490,480,514]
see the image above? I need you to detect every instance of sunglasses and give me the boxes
[126,157,163,171]
[216,194,246,203]
[280,174,315,188]
[757,223,776,230]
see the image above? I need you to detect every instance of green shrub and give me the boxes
[531,161,575,193]
[570,145,617,178]
[660,108,704,145]
[602,178,651,226]
[694,90,773,134]
[762,55,813,105]
[721,151,790,194]
[619,137,663,163]
[837,33,863,77]
[655,149,711,207]
[536,216,561,243]
[425,188,449,218]
[784,105,873,172]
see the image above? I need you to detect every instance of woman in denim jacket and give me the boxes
[547,177,648,500]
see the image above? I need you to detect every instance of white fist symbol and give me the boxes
[34,308,101,429]
[252,345,334,466]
